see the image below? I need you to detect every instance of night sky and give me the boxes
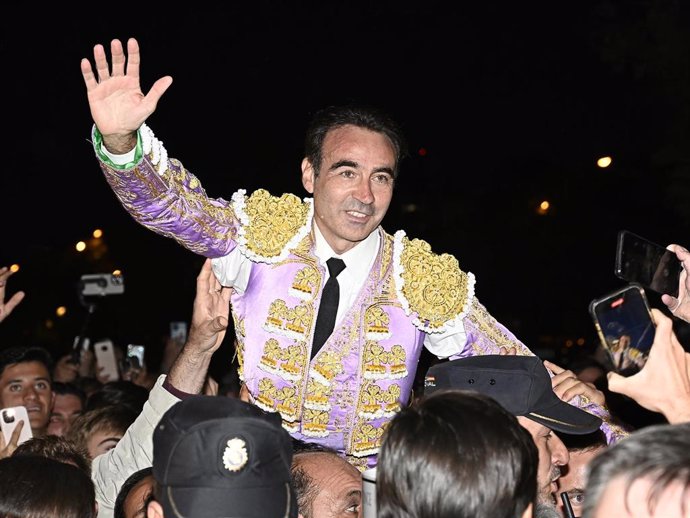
[3,2,690,371]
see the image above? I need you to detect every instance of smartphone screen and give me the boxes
[589,283,655,375]
[615,230,682,298]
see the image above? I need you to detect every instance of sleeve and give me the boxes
[92,124,240,259]
[92,375,180,518]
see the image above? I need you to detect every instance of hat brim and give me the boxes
[526,399,602,435]
[160,480,297,518]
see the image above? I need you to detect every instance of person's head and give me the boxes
[147,395,297,518]
[12,434,91,475]
[583,422,690,518]
[115,467,154,518]
[377,389,538,518]
[47,381,85,436]
[0,346,55,436]
[67,404,138,460]
[425,355,602,509]
[85,380,148,414]
[0,455,96,518]
[301,104,407,254]
[556,431,607,518]
[291,441,362,518]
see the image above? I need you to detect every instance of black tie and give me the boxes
[311,257,346,358]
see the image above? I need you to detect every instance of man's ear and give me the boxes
[147,500,164,518]
[301,158,315,194]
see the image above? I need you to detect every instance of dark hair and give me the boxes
[0,346,53,380]
[52,381,87,407]
[290,440,343,517]
[377,389,538,518]
[13,435,91,475]
[0,456,96,518]
[583,422,690,518]
[67,405,138,459]
[304,104,408,178]
[560,429,608,452]
[85,380,148,414]
[114,467,154,518]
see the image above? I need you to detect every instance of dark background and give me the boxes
[3,2,690,377]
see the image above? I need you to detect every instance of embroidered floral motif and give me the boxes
[466,298,529,354]
[262,299,313,341]
[351,422,387,457]
[311,351,345,387]
[258,339,307,382]
[305,378,332,411]
[365,306,392,340]
[358,383,402,419]
[393,230,476,333]
[231,189,313,263]
[302,408,330,437]
[362,342,408,380]
[255,378,299,423]
[289,266,320,301]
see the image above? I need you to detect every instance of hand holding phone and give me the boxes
[94,339,120,382]
[1,406,33,451]
[589,283,656,376]
[615,230,682,298]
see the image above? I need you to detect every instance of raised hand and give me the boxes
[187,259,232,355]
[0,266,25,324]
[661,244,690,324]
[544,360,606,407]
[80,38,172,152]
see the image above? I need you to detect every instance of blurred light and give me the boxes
[93,229,103,239]
[402,204,418,213]
[565,339,574,348]
[576,337,585,346]
[76,241,86,252]
[45,319,54,329]
[536,200,551,216]
[112,269,122,276]
[9,264,19,273]
[56,306,67,317]
[597,156,612,168]
[418,147,428,157]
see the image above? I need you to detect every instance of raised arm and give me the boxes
[81,38,172,154]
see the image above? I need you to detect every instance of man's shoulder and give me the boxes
[232,188,313,263]
[390,230,476,333]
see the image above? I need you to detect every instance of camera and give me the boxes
[79,273,125,297]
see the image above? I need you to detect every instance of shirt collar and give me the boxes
[312,223,380,278]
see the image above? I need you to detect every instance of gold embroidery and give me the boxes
[305,379,331,411]
[467,298,529,353]
[302,409,330,437]
[256,378,299,422]
[352,422,387,457]
[241,189,311,259]
[365,306,391,339]
[289,266,319,300]
[358,383,402,419]
[311,351,345,386]
[362,341,408,380]
[397,235,472,331]
[263,299,313,341]
[388,345,408,379]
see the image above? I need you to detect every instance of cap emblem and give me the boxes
[222,437,249,472]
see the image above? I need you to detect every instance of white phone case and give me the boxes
[94,339,120,381]
[1,406,33,446]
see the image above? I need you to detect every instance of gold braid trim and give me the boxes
[392,230,476,333]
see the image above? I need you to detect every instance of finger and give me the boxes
[143,76,173,112]
[606,371,631,395]
[210,316,229,333]
[4,291,25,316]
[110,39,125,76]
[0,266,10,281]
[661,293,680,311]
[543,360,565,375]
[552,377,581,399]
[125,38,141,79]
[80,58,98,91]
[10,420,24,447]
[93,43,111,82]
[198,259,212,293]
[549,369,577,387]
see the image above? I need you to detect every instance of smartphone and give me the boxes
[170,321,188,345]
[94,339,120,381]
[615,230,682,298]
[126,344,146,370]
[1,406,33,446]
[589,283,655,375]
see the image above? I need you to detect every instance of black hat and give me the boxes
[152,395,298,518]
[424,355,602,435]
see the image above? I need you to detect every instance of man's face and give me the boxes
[556,446,604,518]
[296,452,362,517]
[0,361,54,435]
[302,125,395,255]
[517,417,569,505]
[47,393,83,437]
[592,476,690,517]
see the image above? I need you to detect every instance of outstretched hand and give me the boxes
[0,266,25,324]
[80,38,172,146]
[544,360,606,407]
[661,244,690,324]
[607,309,690,424]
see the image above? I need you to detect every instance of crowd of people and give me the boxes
[1,36,689,517]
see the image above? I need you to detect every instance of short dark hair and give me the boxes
[561,429,608,452]
[85,380,148,414]
[583,422,690,517]
[114,467,153,518]
[12,435,91,475]
[377,389,538,518]
[0,346,53,380]
[304,104,408,178]
[52,381,87,408]
[67,405,138,458]
[0,456,96,518]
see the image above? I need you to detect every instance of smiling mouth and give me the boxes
[346,210,371,219]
